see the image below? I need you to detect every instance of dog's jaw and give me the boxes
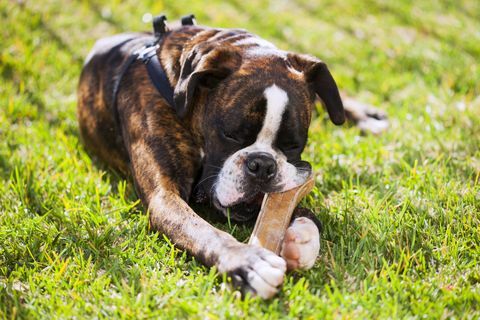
[213,84,311,212]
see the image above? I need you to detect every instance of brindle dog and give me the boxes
[78,21,387,299]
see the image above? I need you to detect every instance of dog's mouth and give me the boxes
[206,159,313,222]
[215,191,265,222]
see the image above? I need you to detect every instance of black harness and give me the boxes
[111,14,196,115]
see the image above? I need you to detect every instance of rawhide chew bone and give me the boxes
[248,174,315,255]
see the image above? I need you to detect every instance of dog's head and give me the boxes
[173,31,344,221]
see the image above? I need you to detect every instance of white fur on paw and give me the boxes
[357,117,389,135]
[245,258,285,298]
[217,244,286,299]
[280,217,320,270]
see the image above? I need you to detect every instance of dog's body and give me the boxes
[78,22,386,298]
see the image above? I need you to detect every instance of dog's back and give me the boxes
[78,32,151,173]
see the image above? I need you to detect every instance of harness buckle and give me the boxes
[136,44,160,64]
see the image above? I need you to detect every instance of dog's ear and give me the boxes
[288,53,345,125]
[174,46,242,117]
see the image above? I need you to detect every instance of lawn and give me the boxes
[1,0,479,318]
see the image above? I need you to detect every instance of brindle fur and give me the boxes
[78,25,321,205]
[78,23,384,297]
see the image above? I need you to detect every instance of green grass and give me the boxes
[1,0,479,318]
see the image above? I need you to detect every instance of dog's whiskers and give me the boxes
[209,181,220,209]
[196,174,219,187]
[192,173,219,193]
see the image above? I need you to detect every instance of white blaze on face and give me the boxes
[257,85,289,146]
[214,85,310,208]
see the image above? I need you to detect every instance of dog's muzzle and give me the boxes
[212,146,312,221]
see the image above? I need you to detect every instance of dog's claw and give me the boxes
[218,244,286,299]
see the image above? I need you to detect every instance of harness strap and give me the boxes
[138,44,176,107]
[111,39,175,126]
[111,14,196,125]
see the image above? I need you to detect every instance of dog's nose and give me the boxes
[245,152,277,182]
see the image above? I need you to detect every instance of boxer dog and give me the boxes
[78,18,387,299]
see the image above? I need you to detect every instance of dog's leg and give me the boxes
[124,115,286,299]
[280,208,321,271]
[342,95,389,135]
[149,189,286,298]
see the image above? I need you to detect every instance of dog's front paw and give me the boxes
[217,244,286,299]
[280,217,320,271]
